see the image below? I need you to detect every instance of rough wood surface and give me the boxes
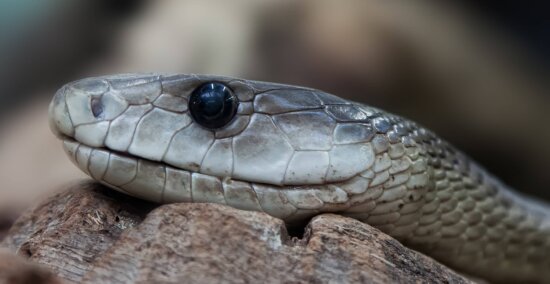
[1,181,472,284]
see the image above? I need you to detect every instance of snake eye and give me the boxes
[189,82,239,129]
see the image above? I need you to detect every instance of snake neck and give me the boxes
[392,141,550,283]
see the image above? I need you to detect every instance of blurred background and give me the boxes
[1,0,549,237]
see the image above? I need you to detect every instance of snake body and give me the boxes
[49,74,550,283]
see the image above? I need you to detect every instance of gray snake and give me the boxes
[48,74,550,283]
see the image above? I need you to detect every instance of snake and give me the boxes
[48,73,550,283]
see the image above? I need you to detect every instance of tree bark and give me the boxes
[1,180,472,284]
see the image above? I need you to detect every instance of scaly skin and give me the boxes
[49,74,550,283]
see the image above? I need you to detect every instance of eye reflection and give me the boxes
[189,82,239,129]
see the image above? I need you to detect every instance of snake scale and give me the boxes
[48,74,550,283]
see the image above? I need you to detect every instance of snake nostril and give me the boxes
[91,97,104,118]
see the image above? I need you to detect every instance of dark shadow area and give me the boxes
[285,223,307,240]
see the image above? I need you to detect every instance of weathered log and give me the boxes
[1,181,472,283]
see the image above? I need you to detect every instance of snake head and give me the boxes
[48,73,429,236]
[48,73,390,187]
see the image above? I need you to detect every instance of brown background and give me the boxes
[1,1,549,225]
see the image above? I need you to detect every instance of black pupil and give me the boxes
[189,82,238,129]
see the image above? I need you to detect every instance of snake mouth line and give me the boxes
[62,137,264,204]
[62,137,133,162]
[61,139,134,172]
[61,137,347,190]
[62,136,225,181]
[60,137,295,193]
